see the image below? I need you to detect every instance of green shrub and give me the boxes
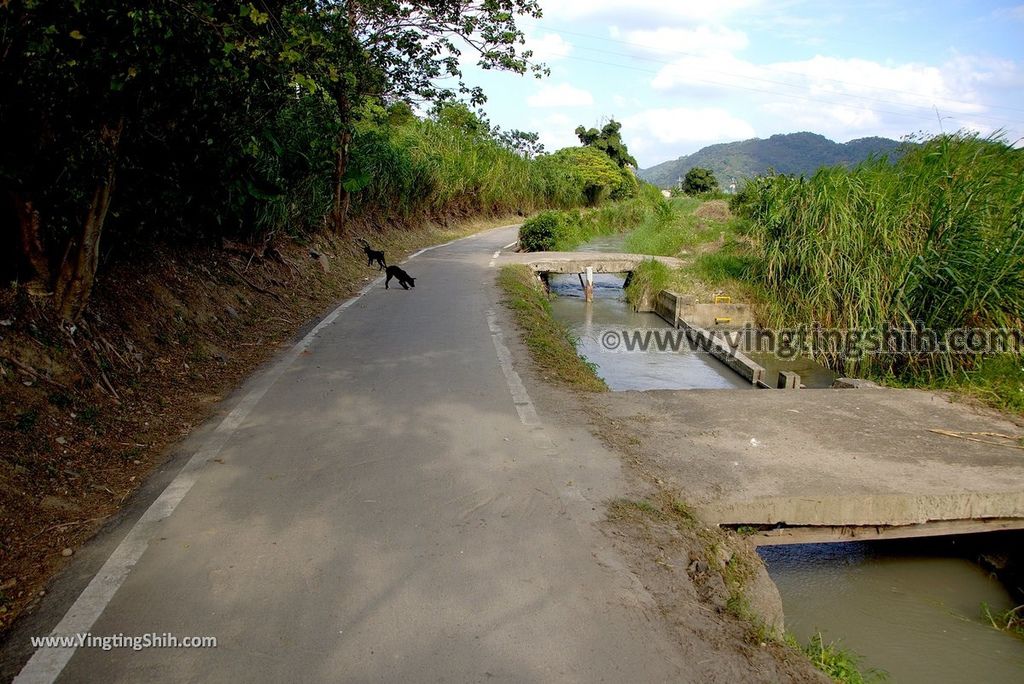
[520,211,564,252]
[517,188,669,253]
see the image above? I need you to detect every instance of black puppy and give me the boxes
[357,238,386,270]
[384,265,416,290]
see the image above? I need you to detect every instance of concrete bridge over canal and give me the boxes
[504,252,685,302]
[504,251,685,274]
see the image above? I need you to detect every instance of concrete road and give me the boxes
[12,226,687,682]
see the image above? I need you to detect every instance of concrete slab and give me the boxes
[505,252,683,274]
[592,388,1024,542]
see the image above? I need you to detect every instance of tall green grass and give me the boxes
[346,113,586,228]
[623,259,671,308]
[497,265,607,391]
[519,184,669,251]
[734,132,1024,377]
[624,197,734,256]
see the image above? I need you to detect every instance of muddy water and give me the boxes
[548,273,750,391]
[549,231,751,390]
[760,539,1024,682]
[569,232,838,389]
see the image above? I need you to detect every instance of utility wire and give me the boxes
[524,21,1024,118]
[558,53,1015,130]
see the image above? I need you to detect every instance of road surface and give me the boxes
[11,226,688,682]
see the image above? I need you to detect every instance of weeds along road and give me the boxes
[11,225,690,682]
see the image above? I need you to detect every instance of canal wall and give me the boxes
[645,290,766,386]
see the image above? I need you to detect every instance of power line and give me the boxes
[566,44,1022,127]
[558,53,1015,130]
[524,21,1024,118]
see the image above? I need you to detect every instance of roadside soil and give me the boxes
[531,388,828,682]
[499,278,828,681]
[0,214,518,636]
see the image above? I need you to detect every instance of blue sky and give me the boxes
[457,1,1024,168]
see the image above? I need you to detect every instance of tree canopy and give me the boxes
[682,167,720,195]
[541,147,629,205]
[574,120,637,169]
[0,0,547,319]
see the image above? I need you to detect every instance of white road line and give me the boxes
[492,251,500,258]
[13,277,381,684]
[14,229,497,684]
[486,310,553,449]
[405,223,517,260]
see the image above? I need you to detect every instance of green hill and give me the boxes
[638,132,903,188]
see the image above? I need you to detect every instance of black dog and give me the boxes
[384,265,416,290]
[357,238,386,271]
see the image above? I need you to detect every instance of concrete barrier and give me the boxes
[678,320,766,385]
[652,290,754,329]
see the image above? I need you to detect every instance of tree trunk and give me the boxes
[54,120,123,321]
[332,127,353,232]
[332,4,359,233]
[11,192,51,293]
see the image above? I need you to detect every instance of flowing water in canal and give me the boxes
[548,231,751,390]
[546,234,1024,681]
[761,538,1024,682]
[547,273,750,390]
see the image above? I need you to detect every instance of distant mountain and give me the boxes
[637,132,904,189]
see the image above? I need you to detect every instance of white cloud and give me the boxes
[647,50,1023,139]
[530,113,581,152]
[623,107,756,159]
[769,56,984,114]
[622,25,749,57]
[543,0,764,24]
[993,4,1024,21]
[759,100,880,134]
[525,32,573,62]
[624,107,756,143]
[526,83,594,108]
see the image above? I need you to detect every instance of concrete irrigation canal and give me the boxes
[510,238,1024,682]
[505,248,1024,544]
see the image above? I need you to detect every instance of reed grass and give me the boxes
[347,115,586,227]
[733,132,1024,379]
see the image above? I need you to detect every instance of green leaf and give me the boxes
[341,170,372,193]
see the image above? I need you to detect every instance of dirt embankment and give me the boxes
[0,215,515,636]
[580,403,828,683]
